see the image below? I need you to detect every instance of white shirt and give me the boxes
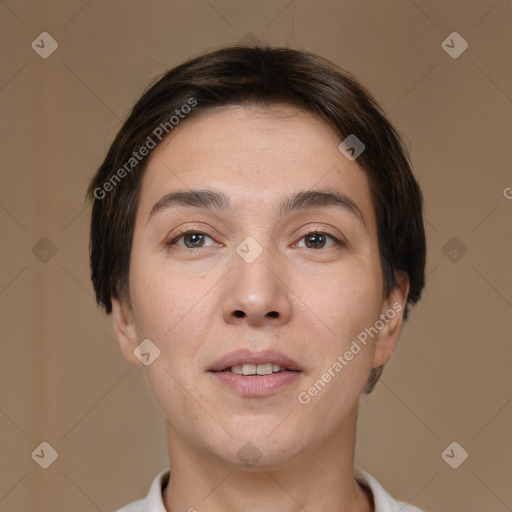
[115,467,425,512]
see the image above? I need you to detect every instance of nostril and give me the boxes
[233,310,278,318]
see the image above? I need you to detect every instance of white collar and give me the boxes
[116,466,424,512]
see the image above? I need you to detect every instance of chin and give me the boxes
[223,442,301,471]
[213,423,305,469]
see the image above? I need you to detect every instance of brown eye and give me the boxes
[296,232,341,250]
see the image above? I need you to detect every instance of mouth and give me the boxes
[208,348,302,373]
[221,362,298,376]
[208,349,303,397]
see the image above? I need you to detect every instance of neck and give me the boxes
[162,407,373,512]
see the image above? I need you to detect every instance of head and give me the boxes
[87,46,425,467]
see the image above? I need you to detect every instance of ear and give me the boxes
[111,296,143,367]
[372,271,410,369]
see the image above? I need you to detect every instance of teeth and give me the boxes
[256,363,273,375]
[229,363,283,375]
[230,365,244,375]
[242,364,256,375]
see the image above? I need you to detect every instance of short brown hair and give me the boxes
[87,45,426,393]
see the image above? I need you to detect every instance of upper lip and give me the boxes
[208,349,301,372]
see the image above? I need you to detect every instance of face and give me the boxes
[112,104,409,468]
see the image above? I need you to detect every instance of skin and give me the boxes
[111,104,410,512]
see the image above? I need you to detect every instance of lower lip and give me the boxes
[209,370,301,397]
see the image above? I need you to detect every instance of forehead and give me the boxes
[136,104,376,232]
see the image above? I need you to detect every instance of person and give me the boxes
[87,45,427,512]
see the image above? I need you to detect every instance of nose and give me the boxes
[222,244,293,328]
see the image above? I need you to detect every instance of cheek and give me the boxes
[129,251,205,339]
[294,256,383,342]
[128,259,215,430]
[291,255,382,413]
[294,270,380,425]
[128,252,218,391]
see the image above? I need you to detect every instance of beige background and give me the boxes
[1,1,511,511]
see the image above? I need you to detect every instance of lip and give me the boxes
[208,348,301,372]
[210,370,301,397]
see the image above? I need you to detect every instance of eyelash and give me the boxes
[165,229,344,250]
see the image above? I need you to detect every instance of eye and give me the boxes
[294,231,341,250]
[166,230,217,249]
[165,229,344,251]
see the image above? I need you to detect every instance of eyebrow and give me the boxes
[148,188,368,231]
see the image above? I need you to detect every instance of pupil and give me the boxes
[186,233,203,247]
[307,233,324,248]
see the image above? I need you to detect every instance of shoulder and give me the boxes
[354,467,426,512]
[113,468,170,512]
[114,498,145,512]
